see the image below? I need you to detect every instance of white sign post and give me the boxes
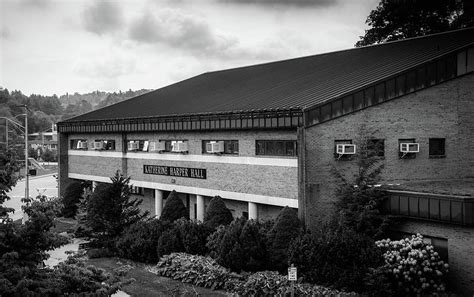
[288,264,297,297]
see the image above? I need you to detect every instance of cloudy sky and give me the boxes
[0,0,379,96]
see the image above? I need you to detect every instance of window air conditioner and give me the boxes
[93,141,104,150]
[128,141,139,151]
[336,144,356,155]
[206,141,224,153]
[171,141,188,153]
[149,141,166,152]
[77,141,88,149]
[400,143,419,153]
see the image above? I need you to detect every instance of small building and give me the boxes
[58,28,474,294]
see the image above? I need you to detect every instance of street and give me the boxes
[4,173,58,221]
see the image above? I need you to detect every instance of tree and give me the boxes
[160,190,188,222]
[203,195,233,229]
[0,150,20,217]
[85,171,148,247]
[267,206,301,272]
[356,0,474,47]
[331,129,391,238]
[62,180,84,218]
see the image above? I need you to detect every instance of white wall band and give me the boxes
[68,173,298,208]
[68,150,297,167]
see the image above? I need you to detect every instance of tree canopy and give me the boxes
[356,0,474,47]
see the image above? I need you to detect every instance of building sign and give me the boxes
[143,165,206,179]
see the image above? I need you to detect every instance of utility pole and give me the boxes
[21,105,29,224]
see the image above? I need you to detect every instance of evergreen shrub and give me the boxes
[156,219,211,259]
[203,195,233,229]
[160,190,188,222]
[116,219,171,263]
[207,218,269,272]
[267,206,301,272]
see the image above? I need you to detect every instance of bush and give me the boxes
[288,225,384,293]
[267,206,301,272]
[203,195,233,229]
[116,219,171,263]
[62,180,83,218]
[156,219,211,259]
[207,218,269,272]
[149,253,352,296]
[233,270,349,297]
[160,190,188,222]
[375,234,449,295]
[157,229,184,259]
[149,252,244,291]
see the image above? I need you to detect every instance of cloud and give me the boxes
[128,9,238,57]
[20,0,50,8]
[1,26,10,39]
[82,1,124,35]
[218,0,335,7]
[74,49,136,78]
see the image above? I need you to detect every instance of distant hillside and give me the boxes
[59,89,152,120]
[0,88,153,138]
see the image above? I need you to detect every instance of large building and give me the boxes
[58,28,474,294]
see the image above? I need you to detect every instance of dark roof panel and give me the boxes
[64,28,474,123]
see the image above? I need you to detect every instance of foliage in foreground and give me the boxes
[149,253,352,296]
[376,234,449,295]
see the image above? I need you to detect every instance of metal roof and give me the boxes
[63,28,474,123]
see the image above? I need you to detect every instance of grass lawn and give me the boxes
[85,257,228,297]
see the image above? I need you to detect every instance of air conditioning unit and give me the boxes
[206,141,224,154]
[149,141,166,152]
[171,141,188,153]
[400,143,419,153]
[93,141,104,150]
[128,141,139,151]
[336,144,356,155]
[77,141,88,149]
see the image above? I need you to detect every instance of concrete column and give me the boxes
[196,195,205,222]
[249,202,258,220]
[155,189,163,218]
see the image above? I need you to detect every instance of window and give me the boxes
[331,99,342,118]
[202,140,239,155]
[129,186,144,196]
[354,91,364,110]
[429,138,445,158]
[398,138,416,159]
[334,139,354,160]
[256,140,297,156]
[342,95,353,114]
[92,140,116,151]
[320,104,331,122]
[367,139,385,157]
[70,139,87,150]
[127,140,147,152]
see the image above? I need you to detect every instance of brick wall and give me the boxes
[302,73,474,226]
[65,129,298,210]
